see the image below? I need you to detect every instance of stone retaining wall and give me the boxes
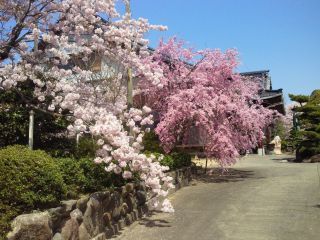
[7,167,192,240]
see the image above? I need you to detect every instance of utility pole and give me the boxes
[125,0,133,109]
[28,110,34,150]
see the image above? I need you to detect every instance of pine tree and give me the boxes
[289,90,320,160]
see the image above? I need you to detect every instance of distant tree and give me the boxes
[290,90,320,160]
[288,94,309,106]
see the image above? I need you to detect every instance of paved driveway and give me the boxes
[116,155,320,240]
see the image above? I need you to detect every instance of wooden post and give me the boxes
[28,110,34,150]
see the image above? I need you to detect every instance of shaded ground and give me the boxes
[116,154,320,240]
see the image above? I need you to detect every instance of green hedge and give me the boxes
[0,136,192,238]
[143,131,192,170]
[55,157,86,198]
[142,131,164,153]
[0,146,126,239]
[77,157,124,192]
[170,152,192,169]
[0,145,66,239]
[144,151,192,171]
[55,157,125,196]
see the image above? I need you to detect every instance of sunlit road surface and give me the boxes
[116,154,320,240]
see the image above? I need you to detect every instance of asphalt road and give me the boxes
[116,155,320,240]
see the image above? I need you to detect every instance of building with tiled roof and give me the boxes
[240,70,285,115]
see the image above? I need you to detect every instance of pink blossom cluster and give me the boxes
[139,38,278,167]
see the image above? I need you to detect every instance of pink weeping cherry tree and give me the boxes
[138,38,278,167]
[0,0,174,212]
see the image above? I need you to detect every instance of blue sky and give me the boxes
[129,0,320,103]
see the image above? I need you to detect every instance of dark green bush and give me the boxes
[77,157,124,192]
[0,145,66,239]
[55,156,123,194]
[144,150,191,170]
[170,152,192,169]
[142,131,164,153]
[74,136,99,159]
[0,203,18,240]
[55,158,86,197]
[0,80,73,155]
[0,141,191,238]
[160,154,175,170]
[45,137,76,158]
[143,131,191,170]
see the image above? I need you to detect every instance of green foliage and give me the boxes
[160,154,175,170]
[55,158,86,198]
[143,131,192,170]
[170,152,192,169]
[290,90,320,160]
[0,203,18,240]
[288,94,309,106]
[56,156,122,195]
[0,146,126,238]
[74,136,99,159]
[0,83,31,146]
[34,114,73,157]
[142,131,164,153]
[144,150,192,170]
[0,145,66,239]
[285,128,299,151]
[271,119,288,150]
[77,157,124,192]
[310,89,320,103]
[0,80,73,155]
[272,119,286,139]
[0,131,191,238]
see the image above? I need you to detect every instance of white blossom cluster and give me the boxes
[0,0,173,212]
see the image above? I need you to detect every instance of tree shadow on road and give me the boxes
[313,204,320,209]
[193,168,260,183]
[137,211,172,228]
[271,156,296,162]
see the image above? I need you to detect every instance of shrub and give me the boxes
[142,131,164,153]
[160,154,175,170]
[55,158,86,198]
[144,151,191,170]
[145,151,174,170]
[0,145,66,239]
[0,203,18,240]
[170,152,192,169]
[143,131,192,170]
[77,157,124,192]
[74,136,99,159]
[45,137,76,158]
[55,156,124,194]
